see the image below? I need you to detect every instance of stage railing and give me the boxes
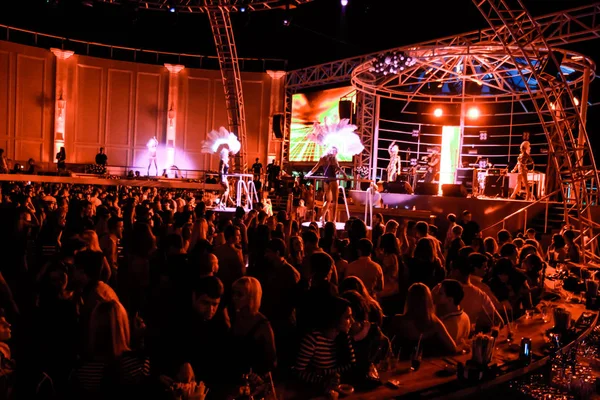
[480,189,561,236]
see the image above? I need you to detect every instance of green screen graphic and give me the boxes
[290,87,355,162]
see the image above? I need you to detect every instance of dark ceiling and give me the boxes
[2,0,600,70]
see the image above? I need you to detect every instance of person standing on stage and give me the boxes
[305,147,349,223]
[266,159,280,190]
[252,158,263,183]
[0,149,8,174]
[218,148,232,209]
[95,147,108,166]
[424,147,440,183]
[56,147,67,173]
[510,141,534,200]
[387,142,401,182]
[146,136,159,176]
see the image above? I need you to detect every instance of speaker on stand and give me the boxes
[272,114,284,139]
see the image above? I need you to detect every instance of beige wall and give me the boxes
[0,40,274,171]
[0,41,55,163]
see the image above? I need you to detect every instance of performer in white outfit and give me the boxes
[387,142,401,182]
[202,127,241,209]
[147,136,159,176]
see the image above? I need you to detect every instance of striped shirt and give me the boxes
[294,331,356,383]
[74,353,150,395]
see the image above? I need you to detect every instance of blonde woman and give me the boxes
[389,283,457,355]
[230,277,277,376]
[73,300,150,396]
[81,230,112,283]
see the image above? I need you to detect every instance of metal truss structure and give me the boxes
[96,0,313,13]
[471,0,600,263]
[207,6,247,171]
[351,45,594,104]
[284,3,600,182]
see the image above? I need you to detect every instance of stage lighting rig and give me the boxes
[369,51,416,76]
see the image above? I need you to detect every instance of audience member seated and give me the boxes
[342,290,390,379]
[563,230,581,263]
[434,280,470,345]
[294,296,356,387]
[344,239,384,296]
[408,237,445,289]
[488,258,532,315]
[388,283,457,356]
[71,300,150,399]
[339,276,384,327]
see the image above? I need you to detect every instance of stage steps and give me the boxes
[529,203,576,235]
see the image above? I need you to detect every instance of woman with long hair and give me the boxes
[339,276,383,327]
[72,300,150,397]
[408,237,445,289]
[230,277,277,377]
[377,233,408,315]
[294,296,356,386]
[331,239,349,281]
[319,221,337,255]
[389,283,457,355]
[81,230,112,283]
[287,236,304,271]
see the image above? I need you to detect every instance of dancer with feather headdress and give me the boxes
[202,127,241,208]
[306,118,363,223]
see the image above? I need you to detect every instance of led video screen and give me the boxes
[290,86,355,162]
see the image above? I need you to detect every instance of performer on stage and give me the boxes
[56,147,66,173]
[424,146,440,183]
[202,127,241,209]
[306,146,349,223]
[387,142,401,182]
[510,140,534,200]
[146,136,159,176]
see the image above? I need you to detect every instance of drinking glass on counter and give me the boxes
[410,347,422,371]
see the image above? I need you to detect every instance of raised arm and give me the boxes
[305,158,324,177]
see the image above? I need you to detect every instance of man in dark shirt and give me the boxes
[95,147,108,166]
[266,159,280,190]
[251,158,263,182]
[164,277,230,392]
[460,210,480,247]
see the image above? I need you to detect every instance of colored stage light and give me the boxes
[433,108,443,117]
[240,6,246,12]
[341,0,349,6]
[168,5,176,12]
[467,107,480,120]
[574,97,580,106]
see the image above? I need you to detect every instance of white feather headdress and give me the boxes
[201,127,241,155]
[308,118,364,157]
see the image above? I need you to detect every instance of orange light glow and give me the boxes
[467,107,480,120]
[433,108,443,117]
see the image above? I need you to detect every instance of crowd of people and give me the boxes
[0,180,582,399]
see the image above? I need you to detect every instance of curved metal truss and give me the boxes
[95,0,312,13]
[351,45,595,104]
[471,0,600,263]
[284,3,600,177]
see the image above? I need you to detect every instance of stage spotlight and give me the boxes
[574,97,580,106]
[168,4,176,12]
[341,0,349,6]
[467,106,480,120]
[240,6,246,12]
[283,18,290,26]
[433,108,443,117]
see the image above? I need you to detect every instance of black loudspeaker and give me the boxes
[383,181,413,194]
[442,184,467,197]
[339,100,354,120]
[414,182,438,195]
[272,114,284,139]
[484,175,508,197]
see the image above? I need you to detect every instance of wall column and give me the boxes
[51,48,74,162]
[267,70,286,164]
[164,64,185,172]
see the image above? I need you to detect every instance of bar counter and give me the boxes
[279,292,597,400]
[338,300,595,400]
